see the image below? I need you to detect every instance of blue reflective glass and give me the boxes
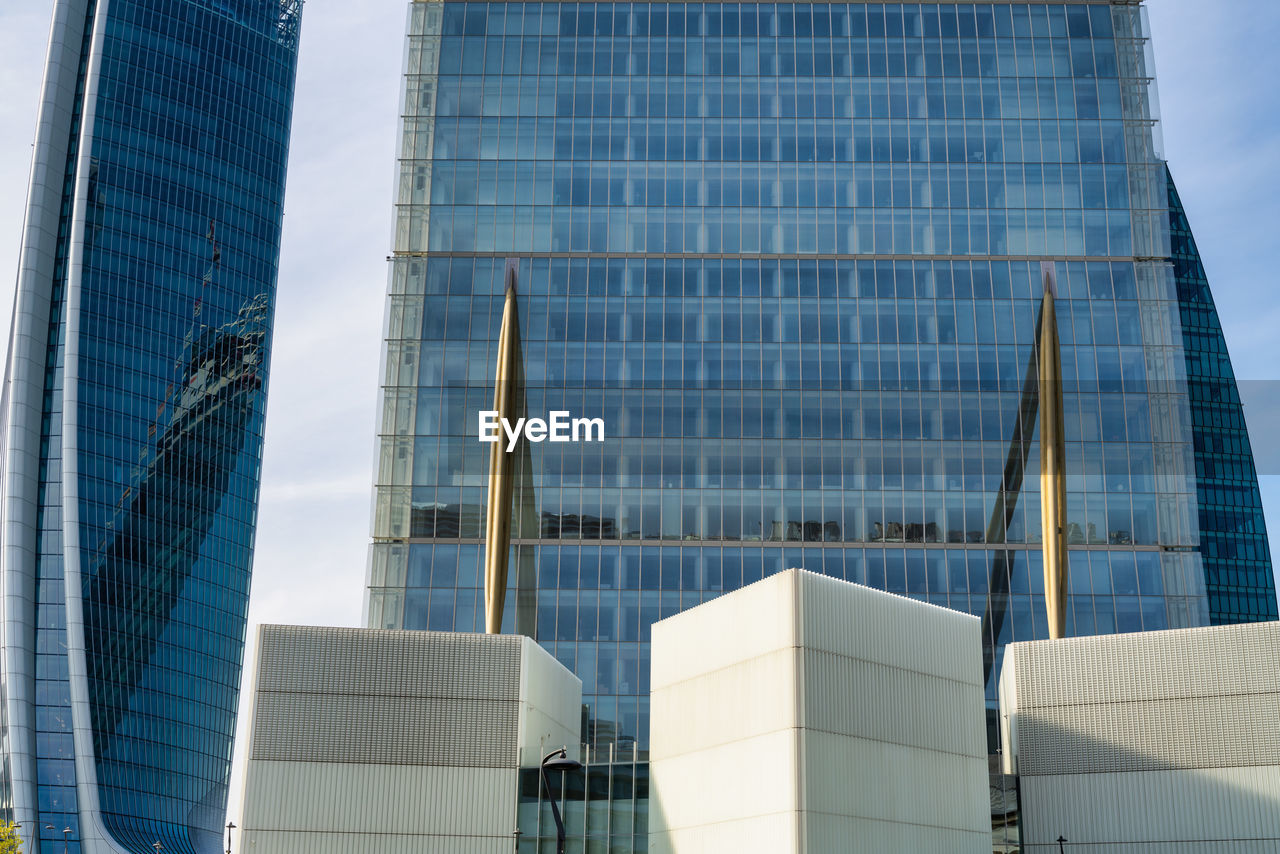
[373,6,1275,849]
[3,1,302,851]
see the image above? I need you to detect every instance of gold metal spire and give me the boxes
[1038,262,1068,640]
[980,264,1070,678]
[483,260,520,634]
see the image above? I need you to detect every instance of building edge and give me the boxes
[1,0,96,834]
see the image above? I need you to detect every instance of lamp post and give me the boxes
[62,826,72,854]
[153,842,163,854]
[225,821,236,854]
[538,747,582,854]
[1057,836,1067,853]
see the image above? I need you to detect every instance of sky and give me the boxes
[0,0,1278,823]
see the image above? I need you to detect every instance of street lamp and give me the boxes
[538,747,582,854]
[41,826,72,854]
[153,842,163,854]
[225,822,236,854]
[1057,836,1067,854]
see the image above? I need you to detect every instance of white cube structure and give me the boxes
[239,625,581,854]
[1000,621,1280,852]
[649,569,989,853]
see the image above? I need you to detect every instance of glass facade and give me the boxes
[1167,167,1277,625]
[1,2,302,853]
[369,1,1275,849]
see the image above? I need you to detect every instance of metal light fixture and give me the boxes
[539,747,582,854]
[225,821,236,854]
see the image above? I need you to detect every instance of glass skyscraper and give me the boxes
[1166,167,1275,627]
[0,2,303,852]
[368,0,1275,848]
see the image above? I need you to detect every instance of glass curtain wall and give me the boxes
[369,2,1272,847]
[0,2,303,852]
[1167,167,1277,624]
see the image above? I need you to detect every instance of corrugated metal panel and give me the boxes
[241,830,513,854]
[243,761,515,835]
[804,731,989,835]
[802,648,985,757]
[1020,767,1280,848]
[650,570,987,853]
[806,814,991,852]
[650,648,796,761]
[1015,693,1280,774]
[1005,621,1280,774]
[650,815,797,854]
[651,730,801,831]
[1009,621,1280,710]
[516,634,583,765]
[251,693,519,766]
[797,570,982,686]
[256,624,522,698]
[1002,620,1280,849]
[651,570,797,691]
[240,626,581,852]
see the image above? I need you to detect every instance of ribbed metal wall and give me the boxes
[649,570,989,853]
[239,625,581,853]
[251,625,524,767]
[1001,621,1280,851]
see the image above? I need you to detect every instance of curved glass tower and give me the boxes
[1167,167,1277,626]
[0,2,303,852]
[368,1,1275,848]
